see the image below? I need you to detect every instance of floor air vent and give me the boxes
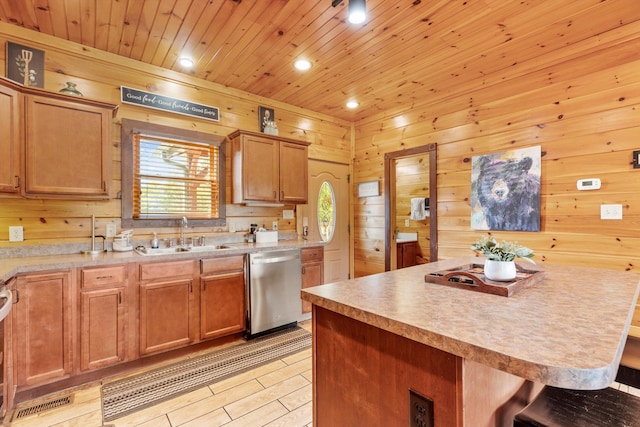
[13,395,72,420]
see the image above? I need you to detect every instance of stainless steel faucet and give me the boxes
[179,216,188,246]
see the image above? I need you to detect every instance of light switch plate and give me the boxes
[106,223,117,238]
[9,226,23,242]
[601,204,623,220]
[283,209,294,219]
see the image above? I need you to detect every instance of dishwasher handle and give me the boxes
[251,254,299,265]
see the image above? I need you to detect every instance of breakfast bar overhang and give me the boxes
[301,257,640,427]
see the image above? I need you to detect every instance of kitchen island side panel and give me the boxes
[312,306,539,427]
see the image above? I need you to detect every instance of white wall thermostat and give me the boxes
[577,178,601,190]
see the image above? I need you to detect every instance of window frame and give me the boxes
[121,118,226,228]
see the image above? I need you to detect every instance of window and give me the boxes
[121,119,225,228]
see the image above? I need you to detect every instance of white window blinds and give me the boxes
[133,134,220,219]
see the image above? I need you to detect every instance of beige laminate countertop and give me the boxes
[0,239,323,282]
[301,256,640,390]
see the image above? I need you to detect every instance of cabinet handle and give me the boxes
[189,281,193,293]
[96,275,113,280]
[13,289,19,304]
[273,190,277,199]
[281,191,284,200]
[118,291,122,305]
[14,176,20,189]
[302,266,306,275]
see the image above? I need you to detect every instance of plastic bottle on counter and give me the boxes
[151,232,159,249]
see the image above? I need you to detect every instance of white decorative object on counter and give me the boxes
[113,230,134,252]
[483,259,517,281]
[255,230,278,243]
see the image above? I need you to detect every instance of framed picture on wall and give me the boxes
[259,106,275,132]
[6,41,45,88]
[470,146,541,232]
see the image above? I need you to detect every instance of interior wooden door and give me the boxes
[307,160,350,283]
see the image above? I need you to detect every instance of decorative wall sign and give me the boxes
[259,106,276,133]
[357,180,380,198]
[120,86,220,122]
[471,146,541,231]
[6,42,44,87]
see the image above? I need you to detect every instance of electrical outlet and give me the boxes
[409,389,433,427]
[106,223,117,238]
[272,221,278,231]
[405,219,410,227]
[9,226,24,242]
[601,204,623,220]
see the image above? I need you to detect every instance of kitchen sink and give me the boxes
[135,245,233,256]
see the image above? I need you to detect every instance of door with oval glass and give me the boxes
[305,160,350,283]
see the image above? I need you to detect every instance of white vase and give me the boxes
[484,259,516,281]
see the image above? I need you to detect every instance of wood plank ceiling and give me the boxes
[0,0,637,122]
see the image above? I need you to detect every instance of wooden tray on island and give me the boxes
[424,263,545,297]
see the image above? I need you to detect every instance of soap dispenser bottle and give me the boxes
[151,232,159,249]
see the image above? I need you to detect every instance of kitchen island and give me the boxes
[301,257,640,427]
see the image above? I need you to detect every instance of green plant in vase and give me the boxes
[470,236,535,281]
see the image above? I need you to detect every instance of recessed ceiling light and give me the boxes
[346,100,359,109]
[348,0,366,24]
[294,59,312,71]
[179,57,194,68]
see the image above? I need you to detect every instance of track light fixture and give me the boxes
[331,0,366,25]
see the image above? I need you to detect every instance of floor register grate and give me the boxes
[13,395,73,420]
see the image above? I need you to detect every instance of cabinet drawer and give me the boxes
[139,260,194,281]
[201,255,244,274]
[301,247,324,263]
[81,265,126,289]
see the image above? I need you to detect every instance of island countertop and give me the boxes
[301,256,640,390]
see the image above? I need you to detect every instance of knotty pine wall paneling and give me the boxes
[353,18,640,277]
[0,23,351,248]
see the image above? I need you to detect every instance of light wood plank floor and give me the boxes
[5,319,640,427]
[6,322,313,427]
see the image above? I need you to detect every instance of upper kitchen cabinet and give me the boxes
[0,76,117,199]
[229,130,310,204]
[0,80,21,194]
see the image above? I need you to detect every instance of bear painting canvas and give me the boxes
[471,146,541,231]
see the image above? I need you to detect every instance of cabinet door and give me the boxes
[279,141,308,203]
[80,288,125,371]
[0,83,21,194]
[24,94,111,197]
[13,271,73,387]
[140,279,194,355]
[201,271,246,340]
[397,242,417,268]
[239,135,279,202]
[301,262,323,314]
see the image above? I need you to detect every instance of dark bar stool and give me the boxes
[513,385,640,426]
[514,337,640,426]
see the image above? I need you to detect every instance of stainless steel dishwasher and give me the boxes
[247,249,302,338]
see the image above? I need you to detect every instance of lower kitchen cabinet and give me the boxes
[301,247,324,314]
[397,241,418,269]
[200,255,246,340]
[13,270,73,388]
[139,260,196,356]
[79,265,127,371]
